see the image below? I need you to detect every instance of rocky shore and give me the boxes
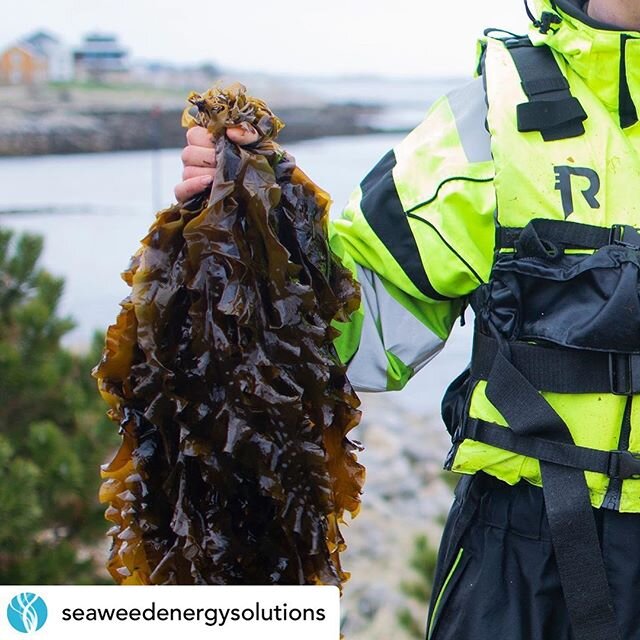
[0,83,384,156]
[0,103,383,156]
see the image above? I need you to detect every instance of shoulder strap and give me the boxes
[504,37,588,141]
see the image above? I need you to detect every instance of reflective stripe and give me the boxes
[428,547,465,639]
[447,78,491,164]
[347,266,445,392]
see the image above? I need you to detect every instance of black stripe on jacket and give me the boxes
[359,149,454,302]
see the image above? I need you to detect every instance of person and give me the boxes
[174,1,640,638]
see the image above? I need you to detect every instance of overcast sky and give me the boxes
[1,1,530,78]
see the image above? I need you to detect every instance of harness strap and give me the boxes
[497,219,640,251]
[472,332,640,395]
[483,348,622,640]
[505,37,588,141]
[461,418,640,480]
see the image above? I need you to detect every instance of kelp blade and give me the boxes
[94,84,364,587]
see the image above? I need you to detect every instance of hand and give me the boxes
[174,125,259,202]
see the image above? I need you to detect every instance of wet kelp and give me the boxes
[93,84,365,586]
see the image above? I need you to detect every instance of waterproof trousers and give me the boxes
[426,473,640,640]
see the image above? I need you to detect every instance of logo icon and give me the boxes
[554,165,601,218]
[7,593,48,634]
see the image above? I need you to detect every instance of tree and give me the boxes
[0,228,118,584]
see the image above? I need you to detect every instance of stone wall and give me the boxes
[0,103,379,156]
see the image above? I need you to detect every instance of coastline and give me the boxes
[0,81,404,156]
[0,103,389,156]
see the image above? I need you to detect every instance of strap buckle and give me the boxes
[610,224,624,245]
[608,450,640,480]
[608,353,640,395]
[609,224,640,248]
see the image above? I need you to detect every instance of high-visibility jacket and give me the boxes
[330,0,640,513]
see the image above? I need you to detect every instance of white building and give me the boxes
[23,31,74,83]
[74,33,129,83]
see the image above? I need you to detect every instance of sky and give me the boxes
[0,0,530,78]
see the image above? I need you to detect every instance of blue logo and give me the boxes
[7,593,48,634]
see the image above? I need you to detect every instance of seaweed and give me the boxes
[93,84,365,587]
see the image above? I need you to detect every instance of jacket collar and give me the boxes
[529,0,640,121]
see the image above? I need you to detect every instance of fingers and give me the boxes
[186,126,215,147]
[175,123,260,203]
[177,127,216,203]
[175,175,213,203]
[186,124,259,147]
[181,144,216,168]
[182,166,215,180]
[227,125,260,145]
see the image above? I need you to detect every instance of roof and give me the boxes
[75,32,127,58]
[23,30,60,56]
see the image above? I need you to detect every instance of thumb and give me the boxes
[226,124,260,146]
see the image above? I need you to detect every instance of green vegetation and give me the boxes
[48,80,187,96]
[397,534,439,639]
[0,229,118,584]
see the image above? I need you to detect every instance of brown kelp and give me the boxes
[93,84,365,586]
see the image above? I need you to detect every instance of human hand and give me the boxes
[174,125,260,203]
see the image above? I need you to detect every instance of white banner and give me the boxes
[0,586,340,639]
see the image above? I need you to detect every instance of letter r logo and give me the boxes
[554,166,601,218]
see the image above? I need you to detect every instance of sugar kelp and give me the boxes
[93,84,365,586]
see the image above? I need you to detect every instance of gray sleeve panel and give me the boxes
[346,267,392,393]
[446,78,491,164]
[346,265,446,392]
